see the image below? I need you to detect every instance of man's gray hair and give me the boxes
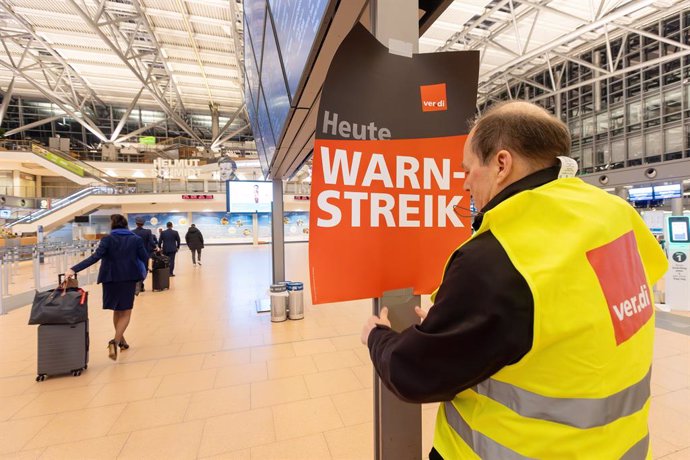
[469,101,571,165]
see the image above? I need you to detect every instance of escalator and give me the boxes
[29,143,112,185]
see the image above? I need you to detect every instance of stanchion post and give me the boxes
[33,248,41,291]
[0,257,5,315]
[3,254,10,294]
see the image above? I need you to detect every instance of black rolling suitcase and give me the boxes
[151,253,170,291]
[152,268,170,291]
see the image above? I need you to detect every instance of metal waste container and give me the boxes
[287,282,304,320]
[269,284,288,322]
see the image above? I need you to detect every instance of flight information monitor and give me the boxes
[243,0,332,175]
[669,216,690,243]
[628,186,654,201]
[653,183,682,200]
[269,0,330,99]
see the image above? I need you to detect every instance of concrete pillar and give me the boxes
[12,170,20,197]
[210,103,220,140]
[35,175,42,198]
[203,180,209,193]
[671,197,683,216]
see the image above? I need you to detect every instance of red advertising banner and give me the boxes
[309,25,479,304]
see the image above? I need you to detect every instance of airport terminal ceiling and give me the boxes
[1,0,690,179]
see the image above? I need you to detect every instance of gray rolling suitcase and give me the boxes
[36,321,89,381]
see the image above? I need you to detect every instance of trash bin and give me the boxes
[269,284,288,322]
[287,282,304,320]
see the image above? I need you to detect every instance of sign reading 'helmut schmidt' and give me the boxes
[153,159,202,179]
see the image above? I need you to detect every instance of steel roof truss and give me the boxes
[67,0,205,145]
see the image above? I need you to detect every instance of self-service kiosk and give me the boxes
[664,215,690,310]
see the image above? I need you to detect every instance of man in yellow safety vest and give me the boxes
[361,100,668,459]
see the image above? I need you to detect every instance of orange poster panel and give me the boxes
[309,136,472,304]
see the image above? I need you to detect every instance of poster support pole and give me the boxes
[373,288,422,459]
[271,179,285,284]
[369,2,421,458]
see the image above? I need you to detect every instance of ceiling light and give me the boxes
[202,209,212,212]
[171,209,180,213]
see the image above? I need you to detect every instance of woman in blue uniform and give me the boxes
[66,214,148,360]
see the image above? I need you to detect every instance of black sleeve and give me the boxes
[176,231,181,248]
[367,231,534,404]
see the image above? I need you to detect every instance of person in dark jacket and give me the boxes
[66,214,147,361]
[159,221,181,276]
[185,224,204,266]
[132,216,157,292]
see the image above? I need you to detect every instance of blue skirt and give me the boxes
[102,281,137,311]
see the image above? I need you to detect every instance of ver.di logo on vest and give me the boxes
[420,83,447,112]
[586,231,653,345]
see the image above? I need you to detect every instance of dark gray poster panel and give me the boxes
[309,24,479,304]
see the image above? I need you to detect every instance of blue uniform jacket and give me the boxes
[72,229,148,283]
[132,226,157,254]
[159,228,181,253]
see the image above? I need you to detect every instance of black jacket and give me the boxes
[368,166,560,404]
[132,226,157,254]
[185,227,204,250]
[159,228,181,253]
[72,229,148,284]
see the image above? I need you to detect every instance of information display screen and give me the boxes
[669,216,690,243]
[243,0,332,175]
[256,89,276,166]
[244,24,260,117]
[261,13,291,144]
[269,0,330,99]
[628,187,654,201]
[226,181,273,213]
[653,184,682,199]
[244,0,266,71]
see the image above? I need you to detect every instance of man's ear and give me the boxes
[494,150,513,183]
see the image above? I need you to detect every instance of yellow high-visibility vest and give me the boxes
[433,177,668,459]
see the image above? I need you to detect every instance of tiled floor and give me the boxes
[0,244,688,459]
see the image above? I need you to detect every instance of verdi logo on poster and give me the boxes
[308,25,479,304]
[420,83,447,112]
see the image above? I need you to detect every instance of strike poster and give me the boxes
[309,24,479,304]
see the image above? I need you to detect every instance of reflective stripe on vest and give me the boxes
[473,367,651,429]
[443,401,532,460]
[444,401,650,460]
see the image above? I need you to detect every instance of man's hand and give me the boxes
[65,268,76,279]
[415,306,428,323]
[361,307,392,345]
